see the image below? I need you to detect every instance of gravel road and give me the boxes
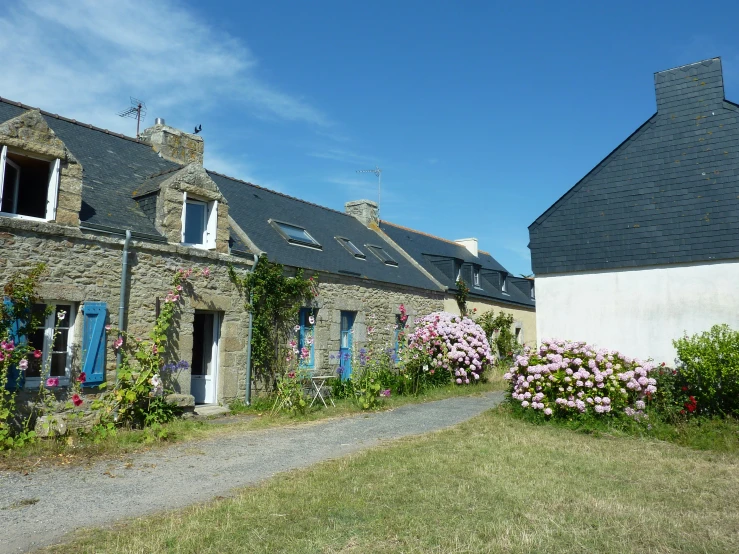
[0,392,504,553]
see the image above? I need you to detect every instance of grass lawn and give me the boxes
[0,381,502,472]
[46,405,739,554]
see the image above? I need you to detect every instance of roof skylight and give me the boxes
[366,244,398,266]
[336,237,366,259]
[270,220,322,249]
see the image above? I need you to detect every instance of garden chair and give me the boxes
[307,370,335,408]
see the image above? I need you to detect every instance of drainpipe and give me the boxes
[244,253,259,405]
[116,230,132,370]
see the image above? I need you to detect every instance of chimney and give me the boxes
[654,58,725,113]
[345,199,379,227]
[139,118,204,165]
[455,238,478,257]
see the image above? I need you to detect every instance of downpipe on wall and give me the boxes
[244,253,259,405]
[116,230,132,370]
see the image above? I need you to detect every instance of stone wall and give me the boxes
[308,272,445,374]
[0,217,253,411]
[443,296,537,347]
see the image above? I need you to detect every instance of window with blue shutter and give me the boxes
[81,302,107,386]
[298,308,315,368]
[3,298,25,390]
[393,314,407,365]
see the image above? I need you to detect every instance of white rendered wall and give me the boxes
[536,261,739,365]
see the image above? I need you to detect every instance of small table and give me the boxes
[308,373,335,408]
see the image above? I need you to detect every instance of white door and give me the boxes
[191,312,220,404]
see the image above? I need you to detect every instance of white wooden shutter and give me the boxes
[180,191,188,243]
[206,200,218,249]
[45,158,60,221]
[0,146,6,205]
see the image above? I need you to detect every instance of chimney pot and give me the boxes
[154,117,166,125]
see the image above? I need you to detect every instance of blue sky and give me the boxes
[1,1,738,275]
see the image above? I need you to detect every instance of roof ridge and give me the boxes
[380,220,469,248]
[206,169,353,218]
[0,96,147,146]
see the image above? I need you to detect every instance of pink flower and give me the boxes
[46,377,59,387]
[0,352,4,362]
[33,349,42,358]
[201,267,211,278]
[176,285,183,292]
[105,324,112,331]
[113,337,124,350]
[18,359,28,371]
[71,393,83,407]
[379,389,391,397]
[77,372,86,383]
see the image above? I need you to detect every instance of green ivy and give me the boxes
[455,279,469,317]
[476,310,517,362]
[229,257,317,392]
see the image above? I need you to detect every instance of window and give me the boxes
[501,274,508,293]
[515,325,523,344]
[0,146,60,221]
[298,308,316,368]
[181,192,217,249]
[366,244,398,266]
[530,282,535,300]
[473,268,481,288]
[271,220,322,249]
[336,237,365,259]
[26,303,75,387]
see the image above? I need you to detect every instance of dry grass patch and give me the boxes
[46,407,739,553]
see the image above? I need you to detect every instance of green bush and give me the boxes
[673,324,739,416]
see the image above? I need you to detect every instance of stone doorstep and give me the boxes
[193,404,230,418]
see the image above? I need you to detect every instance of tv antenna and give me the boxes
[117,97,147,139]
[356,166,382,219]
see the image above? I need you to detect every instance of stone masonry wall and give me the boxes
[0,217,252,412]
[308,272,445,375]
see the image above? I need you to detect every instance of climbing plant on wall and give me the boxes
[229,256,317,392]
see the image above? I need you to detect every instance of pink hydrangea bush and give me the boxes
[406,312,494,384]
[504,338,657,418]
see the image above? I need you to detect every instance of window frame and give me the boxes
[180,192,217,250]
[0,145,60,222]
[365,244,399,267]
[24,301,76,389]
[473,267,481,289]
[270,219,322,249]
[335,236,366,259]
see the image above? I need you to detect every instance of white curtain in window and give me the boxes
[0,145,6,202]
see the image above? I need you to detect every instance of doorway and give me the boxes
[191,311,220,404]
[339,311,355,380]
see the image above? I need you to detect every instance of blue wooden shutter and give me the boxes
[3,298,25,390]
[81,302,107,386]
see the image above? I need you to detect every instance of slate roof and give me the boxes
[208,172,440,291]
[380,221,536,308]
[529,58,739,275]
[0,97,438,291]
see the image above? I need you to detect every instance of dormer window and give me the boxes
[181,192,217,249]
[473,267,481,288]
[336,237,365,259]
[502,276,508,293]
[271,220,322,249]
[366,244,398,266]
[0,146,60,221]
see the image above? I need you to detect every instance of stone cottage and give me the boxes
[0,95,534,413]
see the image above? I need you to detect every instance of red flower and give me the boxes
[687,403,696,413]
[77,372,86,383]
[71,393,83,407]
[681,386,688,392]
[33,349,42,358]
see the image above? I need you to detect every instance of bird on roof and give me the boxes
[194,124,202,134]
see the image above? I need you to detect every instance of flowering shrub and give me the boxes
[504,339,657,419]
[405,312,494,389]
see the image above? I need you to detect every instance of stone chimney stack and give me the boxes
[455,238,478,257]
[345,199,379,227]
[139,118,204,165]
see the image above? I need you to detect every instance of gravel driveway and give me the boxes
[0,392,504,553]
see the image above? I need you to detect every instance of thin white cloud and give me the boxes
[309,148,376,165]
[0,0,329,134]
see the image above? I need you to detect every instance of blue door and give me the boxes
[339,311,355,379]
